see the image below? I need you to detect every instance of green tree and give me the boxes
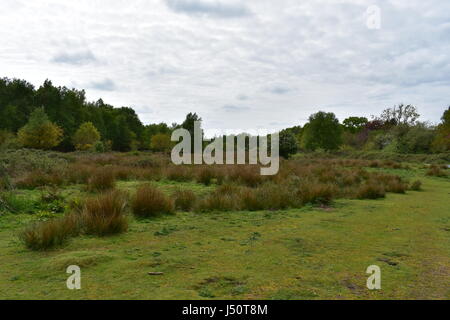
[279,129,298,158]
[378,104,420,126]
[181,112,203,147]
[72,122,101,151]
[343,117,368,133]
[432,107,450,152]
[17,107,63,149]
[150,133,173,153]
[301,111,343,151]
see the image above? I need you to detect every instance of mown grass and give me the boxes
[0,170,449,299]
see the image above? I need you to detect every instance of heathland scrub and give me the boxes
[0,171,449,299]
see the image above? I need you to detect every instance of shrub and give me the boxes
[410,180,422,191]
[173,189,197,211]
[87,167,116,192]
[356,182,386,199]
[131,185,174,218]
[20,214,81,250]
[81,191,128,236]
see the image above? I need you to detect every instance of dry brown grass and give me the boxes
[20,213,81,250]
[356,181,386,199]
[173,189,197,212]
[87,167,116,192]
[131,185,174,218]
[81,191,128,236]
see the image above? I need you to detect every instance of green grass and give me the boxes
[0,171,449,299]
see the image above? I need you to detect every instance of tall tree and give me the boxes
[302,111,343,151]
[72,122,101,151]
[17,107,63,150]
[343,117,368,133]
[432,107,450,152]
[378,104,420,126]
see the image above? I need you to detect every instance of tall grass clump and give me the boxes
[426,165,448,177]
[173,189,197,211]
[240,183,296,211]
[81,191,128,236]
[87,167,116,192]
[196,193,238,212]
[20,213,81,250]
[297,182,337,205]
[131,185,174,218]
[196,167,216,185]
[410,180,422,191]
[356,181,386,199]
[16,170,64,189]
[165,166,194,182]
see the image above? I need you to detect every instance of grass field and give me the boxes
[0,157,449,300]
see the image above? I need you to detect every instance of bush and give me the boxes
[20,214,80,250]
[81,191,128,236]
[356,182,386,199]
[173,189,197,211]
[87,167,116,192]
[410,180,422,191]
[131,185,174,218]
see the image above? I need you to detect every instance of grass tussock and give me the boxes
[16,170,64,189]
[173,189,197,212]
[20,213,80,250]
[356,181,386,199]
[426,165,448,177]
[410,180,422,191]
[196,193,238,212]
[87,167,116,192]
[131,185,174,218]
[81,191,128,236]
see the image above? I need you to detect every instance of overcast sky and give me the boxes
[1,0,449,131]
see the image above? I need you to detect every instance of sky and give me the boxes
[1,0,449,132]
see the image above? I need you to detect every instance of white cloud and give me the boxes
[0,0,449,131]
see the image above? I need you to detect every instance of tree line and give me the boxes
[0,77,449,157]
